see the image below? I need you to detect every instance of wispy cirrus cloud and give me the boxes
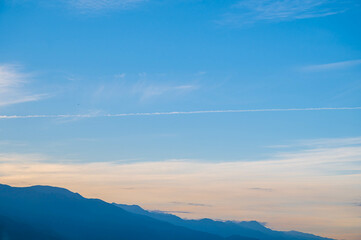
[0,64,46,107]
[132,82,198,100]
[67,0,147,11]
[169,201,212,207]
[301,59,361,72]
[92,77,199,102]
[249,187,273,192]
[220,0,352,26]
[269,137,361,149]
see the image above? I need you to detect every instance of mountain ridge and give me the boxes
[0,184,251,240]
[113,203,335,240]
[0,184,335,240]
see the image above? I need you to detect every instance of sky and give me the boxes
[0,0,361,239]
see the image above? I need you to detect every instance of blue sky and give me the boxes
[1,1,361,239]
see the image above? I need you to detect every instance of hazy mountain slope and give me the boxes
[0,184,245,240]
[0,215,64,240]
[114,203,335,240]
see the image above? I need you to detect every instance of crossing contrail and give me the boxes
[1,107,361,119]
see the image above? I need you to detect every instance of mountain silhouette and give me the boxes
[0,215,63,240]
[113,204,335,240]
[0,184,252,240]
[0,184,335,240]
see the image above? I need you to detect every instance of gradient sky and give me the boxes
[0,1,361,239]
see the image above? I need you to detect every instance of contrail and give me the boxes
[1,107,361,119]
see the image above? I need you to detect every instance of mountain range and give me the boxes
[114,203,333,240]
[0,184,334,240]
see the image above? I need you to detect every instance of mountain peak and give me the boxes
[0,183,83,199]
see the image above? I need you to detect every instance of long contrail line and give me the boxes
[1,107,361,119]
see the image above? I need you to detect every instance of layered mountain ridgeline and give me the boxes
[0,184,333,240]
[0,184,255,240]
[114,203,334,240]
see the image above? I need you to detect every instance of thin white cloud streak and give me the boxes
[92,76,198,102]
[68,0,146,10]
[269,137,361,149]
[302,59,361,72]
[302,137,361,147]
[1,107,361,119]
[221,0,351,26]
[0,94,47,107]
[0,138,361,239]
[131,83,198,100]
[0,64,46,107]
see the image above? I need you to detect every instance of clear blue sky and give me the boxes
[0,1,361,239]
[1,0,361,162]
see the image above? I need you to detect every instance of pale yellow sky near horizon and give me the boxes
[1,138,361,240]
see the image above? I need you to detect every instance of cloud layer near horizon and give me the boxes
[1,137,360,240]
